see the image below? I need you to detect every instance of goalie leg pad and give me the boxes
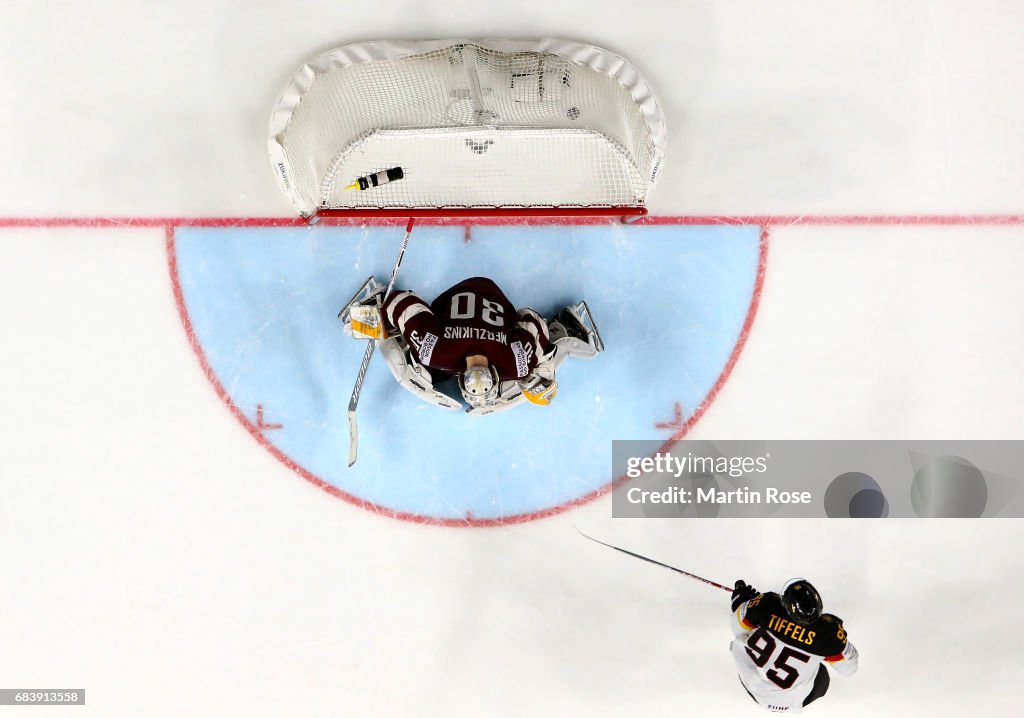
[549,300,604,357]
[553,335,598,359]
[378,337,461,411]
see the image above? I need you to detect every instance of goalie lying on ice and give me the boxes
[339,276,603,415]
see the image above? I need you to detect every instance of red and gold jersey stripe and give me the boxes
[736,607,756,631]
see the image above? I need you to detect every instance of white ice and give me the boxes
[1,1,1023,716]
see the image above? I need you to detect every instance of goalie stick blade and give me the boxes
[347,409,358,467]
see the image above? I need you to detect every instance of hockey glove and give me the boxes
[731,580,758,611]
[347,305,388,340]
[521,376,557,406]
[520,357,557,406]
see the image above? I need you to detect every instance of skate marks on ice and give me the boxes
[170,222,762,524]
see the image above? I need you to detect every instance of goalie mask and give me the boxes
[459,365,500,408]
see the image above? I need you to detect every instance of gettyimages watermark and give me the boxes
[611,440,1024,518]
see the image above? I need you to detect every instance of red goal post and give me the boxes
[268,39,666,223]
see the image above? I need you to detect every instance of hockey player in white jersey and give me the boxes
[730,579,858,713]
[339,276,603,415]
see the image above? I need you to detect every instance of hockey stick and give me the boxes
[347,217,415,467]
[576,529,732,592]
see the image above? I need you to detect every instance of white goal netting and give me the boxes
[268,39,666,217]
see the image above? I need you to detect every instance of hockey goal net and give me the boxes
[268,39,666,221]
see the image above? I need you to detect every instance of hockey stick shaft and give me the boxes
[347,218,415,467]
[382,217,414,299]
[577,530,732,592]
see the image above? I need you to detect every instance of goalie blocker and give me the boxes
[339,276,603,415]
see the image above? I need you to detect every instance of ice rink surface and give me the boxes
[1,1,1023,715]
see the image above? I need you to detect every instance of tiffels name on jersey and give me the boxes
[442,326,509,344]
[766,613,816,646]
[626,486,812,504]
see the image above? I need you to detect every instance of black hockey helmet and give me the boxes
[781,579,823,625]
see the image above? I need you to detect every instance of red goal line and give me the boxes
[0,214,1021,230]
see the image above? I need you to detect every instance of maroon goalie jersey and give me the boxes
[382,277,551,380]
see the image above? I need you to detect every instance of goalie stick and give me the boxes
[347,217,415,467]
[576,529,731,592]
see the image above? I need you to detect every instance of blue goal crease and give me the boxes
[173,223,761,521]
